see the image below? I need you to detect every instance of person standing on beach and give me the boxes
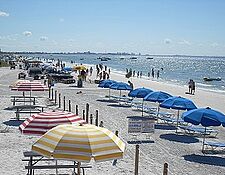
[140,71,142,78]
[108,68,110,75]
[156,70,160,79]
[191,80,195,95]
[188,79,192,94]
[128,80,134,89]
[90,67,93,76]
[137,71,139,78]
[133,70,135,77]
[151,68,154,78]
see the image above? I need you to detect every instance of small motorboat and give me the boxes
[203,77,222,81]
[130,57,137,60]
[99,57,111,61]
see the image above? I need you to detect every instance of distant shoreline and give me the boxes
[1,51,225,58]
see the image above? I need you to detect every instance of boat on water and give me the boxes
[146,57,153,59]
[130,57,137,60]
[203,77,222,81]
[97,57,111,61]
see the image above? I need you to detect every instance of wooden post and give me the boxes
[134,144,140,175]
[163,163,168,175]
[54,90,57,104]
[63,96,66,111]
[58,93,61,108]
[90,114,93,124]
[51,88,54,100]
[77,162,81,175]
[95,110,99,126]
[76,105,78,115]
[48,87,51,98]
[82,110,85,120]
[68,100,71,112]
[86,103,89,123]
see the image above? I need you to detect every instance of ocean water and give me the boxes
[23,53,225,93]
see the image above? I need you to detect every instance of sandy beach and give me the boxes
[1,65,225,175]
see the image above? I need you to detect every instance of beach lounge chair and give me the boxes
[204,141,225,151]
[159,116,185,125]
[131,103,157,113]
[109,95,133,105]
[179,125,218,137]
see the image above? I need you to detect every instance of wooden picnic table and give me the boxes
[13,105,46,120]
[23,151,91,175]
[11,95,39,106]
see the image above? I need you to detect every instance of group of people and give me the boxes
[96,64,110,80]
[125,68,162,79]
[188,79,195,95]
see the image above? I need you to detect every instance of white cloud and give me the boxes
[40,36,48,41]
[178,40,191,45]
[164,38,172,44]
[0,11,9,17]
[59,18,64,22]
[23,31,32,37]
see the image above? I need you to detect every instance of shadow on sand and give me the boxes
[3,119,24,126]
[160,133,199,143]
[127,140,155,144]
[154,124,177,130]
[96,99,118,103]
[183,154,225,167]
[107,104,131,108]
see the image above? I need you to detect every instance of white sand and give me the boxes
[0,65,225,175]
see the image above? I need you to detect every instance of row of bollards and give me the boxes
[49,88,100,126]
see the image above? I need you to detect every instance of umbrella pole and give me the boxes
[141,99,144,116]
[119,90,121,100]
[56,160,58,175]
[156,103,160,123]
[176,110,180,133]
[109,89,110,99]
[30,91,32,116]
[202,127,207,153]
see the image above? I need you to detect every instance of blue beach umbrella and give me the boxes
[110,82,132,91]
[109,82,132,99]
[128,87,153,98]
[144,91,172,103]
[128,87,153,116]
[160,96,197,110]
[98,79,117,88]
[98,80,117,97]
[144,91,173,119]
[182,107,225,151]
[63,67,72,72]
[160,96,197,131]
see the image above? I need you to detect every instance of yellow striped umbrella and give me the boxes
[73,65,87,71]
[32,124,125,162]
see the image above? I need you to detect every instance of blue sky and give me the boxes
[0,0,225,55]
